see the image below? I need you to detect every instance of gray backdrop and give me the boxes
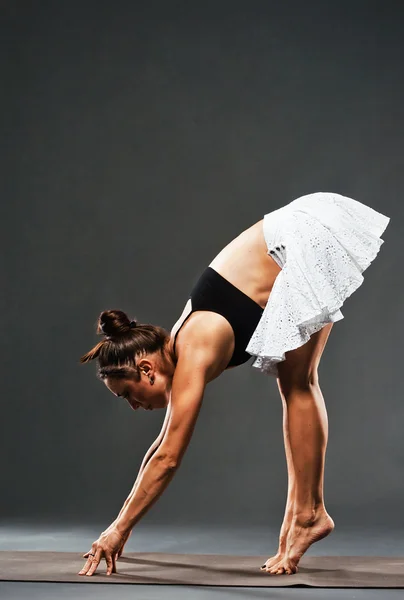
[1,0,402,530]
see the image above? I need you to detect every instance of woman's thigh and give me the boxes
[276,323,334,394]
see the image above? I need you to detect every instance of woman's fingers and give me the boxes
[78,526,126,576]
[78,545,101,576]
[105,553,117,576]
[85,548,103,577]
[105,554,113,576]
[78,555,94,575]
[78,544,97,574]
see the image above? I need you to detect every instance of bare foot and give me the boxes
[261,509,335,575]
[260,514,293,570]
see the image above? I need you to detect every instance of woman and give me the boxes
[78,191,390,577]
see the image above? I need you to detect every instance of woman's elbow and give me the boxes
[154,449,180,470]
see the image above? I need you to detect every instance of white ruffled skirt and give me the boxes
[245,192,391,377]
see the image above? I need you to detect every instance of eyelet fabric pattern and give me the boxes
[245,192,391,377]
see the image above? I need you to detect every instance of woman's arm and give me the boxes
[114,350,208,533]
[116,401,172,519]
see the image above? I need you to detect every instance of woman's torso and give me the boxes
[169,218,282,382]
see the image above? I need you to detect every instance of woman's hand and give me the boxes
[116,527,132,558]
[78,524,130,576]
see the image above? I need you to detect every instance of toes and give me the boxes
[260,555,281,571]
[277,566,294,575]
[263,559,282,573]
[264,559,298,575]
[269,564,283,574]
[269,560,283,574]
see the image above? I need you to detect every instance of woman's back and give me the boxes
[169,218,282,380]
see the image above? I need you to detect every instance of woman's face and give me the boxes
[105,372,170,411]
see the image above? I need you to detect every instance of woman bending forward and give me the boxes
[79,191,390,577]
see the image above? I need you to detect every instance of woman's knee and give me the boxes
[277,370,319,398]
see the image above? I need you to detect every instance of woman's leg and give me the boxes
[262,323,335,575]
[263,390,296,568]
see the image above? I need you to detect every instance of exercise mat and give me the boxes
[0,551,403,587]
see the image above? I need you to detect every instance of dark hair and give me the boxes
[80,309,170,382]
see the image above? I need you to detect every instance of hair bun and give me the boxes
[97,309,137,337]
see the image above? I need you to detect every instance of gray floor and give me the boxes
[0,522,403,599]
